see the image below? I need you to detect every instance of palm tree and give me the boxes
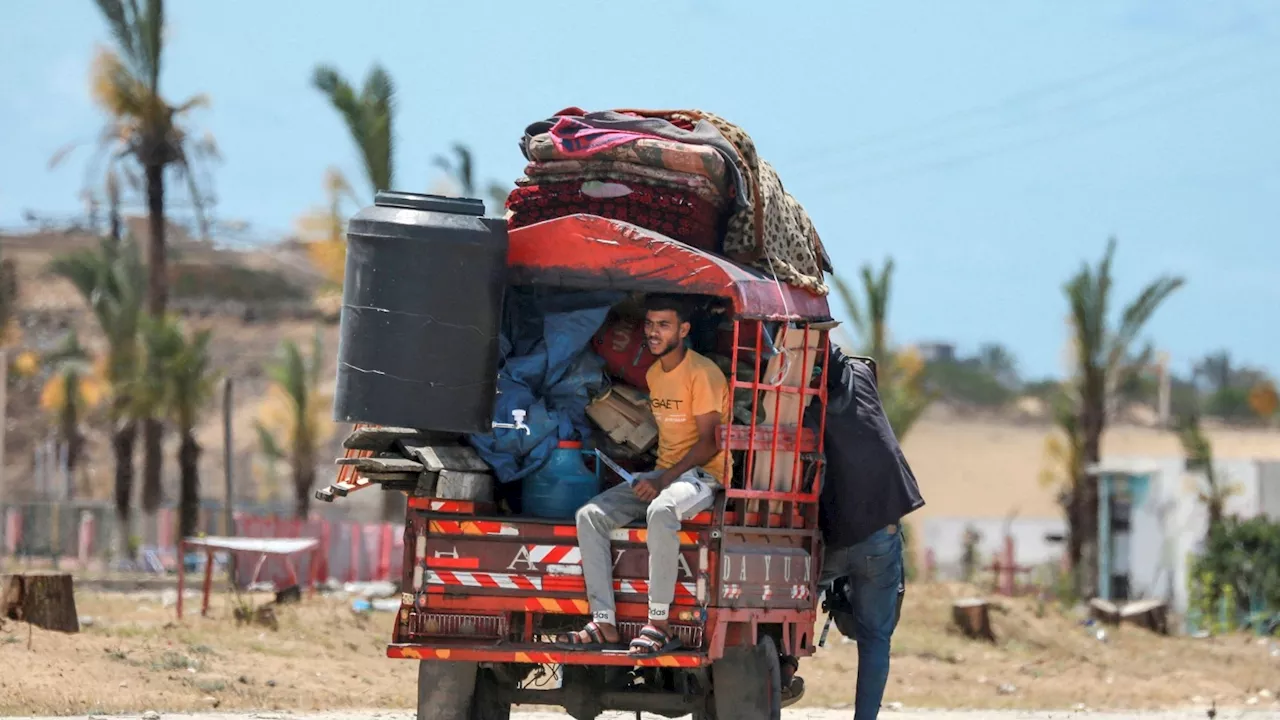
[144,317,217,541]
[49,232,146,558]
[978,343,1020,389]
[1060,237,1183,597]
[832,259,932,441]
[432,143,510,214]
[297,167,360,287]
[261,330,330,519]
[89,0,216,533]
[312,64,395,196]
[1178,412,1233,540]
[40,331,102,490]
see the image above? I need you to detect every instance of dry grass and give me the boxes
[2,586,1278,716]
[0,591,416,716]
[796,582,1280,711]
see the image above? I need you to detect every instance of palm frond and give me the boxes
[313,63,395,193]
[137,0,164,92]
[830,274,864,350]
[1105,275,1185,374]
[255,421,285,460]
[92,0,138,72]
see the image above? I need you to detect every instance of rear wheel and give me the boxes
[707,634,782,720]
[416,661,512,720]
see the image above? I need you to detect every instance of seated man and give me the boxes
[558,294,730,656]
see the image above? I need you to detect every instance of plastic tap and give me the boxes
[491,409,531,435]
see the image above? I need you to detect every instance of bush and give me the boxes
[170,263,308,303]
[1190,516,1280,630]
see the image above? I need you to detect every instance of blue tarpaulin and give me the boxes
[468,288,622,483]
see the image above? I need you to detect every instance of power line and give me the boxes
[785,26,1259,173]
[799,59,1277,193]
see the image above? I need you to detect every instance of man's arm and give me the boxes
[633,412,720,501]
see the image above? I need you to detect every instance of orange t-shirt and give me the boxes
[646,349,732,485]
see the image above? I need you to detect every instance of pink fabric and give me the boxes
[548,116,666,159]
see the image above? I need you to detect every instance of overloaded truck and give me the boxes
[321,109,839,720]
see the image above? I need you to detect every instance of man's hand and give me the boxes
[633,478,659,501]
[633,475,667,501]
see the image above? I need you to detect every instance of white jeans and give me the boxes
[574,468,715,624]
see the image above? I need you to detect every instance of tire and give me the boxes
[708,634,782,720]
[416,661,512,720]
[470,666,512,720]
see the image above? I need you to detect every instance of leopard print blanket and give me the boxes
[613,108,832,296]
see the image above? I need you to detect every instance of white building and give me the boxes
[920,455,1280,617]
[1093,456,1280,616]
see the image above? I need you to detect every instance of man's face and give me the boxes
[644,309,688,358]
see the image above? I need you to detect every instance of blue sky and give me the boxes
[1,0,1277,379]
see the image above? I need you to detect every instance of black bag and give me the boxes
[820,576,860,643]
[818,574,906,646]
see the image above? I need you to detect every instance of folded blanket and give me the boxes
[525,134,730,195]
[611,108,831,295]
[521,160,730,207]
[507,180,721,252]
[523,110,746,205]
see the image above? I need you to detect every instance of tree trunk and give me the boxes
[60,387,81,491]
[1075,385,1105,600]
[177,430,201,541]
[293,436,315,520]
[952,598,995,642]
[142,162,167,534]
[112,417,136,562]
[1,572,79,633]
[145,163,167,317]
[141,418,164,515]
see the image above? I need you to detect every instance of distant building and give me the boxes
[1092,455,1280,616]
[917,342,956,364]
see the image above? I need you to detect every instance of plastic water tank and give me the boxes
[333,191,508,433]
[523,442,602,519]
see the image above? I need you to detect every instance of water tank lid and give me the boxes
[374,190,485,217]
[557,440,584,449]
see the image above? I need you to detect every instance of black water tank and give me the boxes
[333,191,508,433]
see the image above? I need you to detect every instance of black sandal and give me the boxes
[628,624,683,657]
[553,621,622,650]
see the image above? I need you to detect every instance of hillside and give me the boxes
[4,227,1279,528]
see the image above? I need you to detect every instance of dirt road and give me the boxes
[20,711,1280,720]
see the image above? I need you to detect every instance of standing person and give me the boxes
[557,294,731,656]
[810,344,925,719]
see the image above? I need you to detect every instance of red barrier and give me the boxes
[77,511,94,565]
[3,508,20,555]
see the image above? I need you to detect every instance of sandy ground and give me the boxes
[2,585,1278,717]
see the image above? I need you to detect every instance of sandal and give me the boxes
[628,623,683,657]
[781,675,806,707]
[553,621,622,650]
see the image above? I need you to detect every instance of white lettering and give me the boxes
[804,556,812,582]
[722,555,732,581]
[676,554,694,580]
[784,556,792,581]
[763,555,772,581]
[507,546,539,572]
[739,556,748,582]
[433,546,459,559]
[613,549,626,568]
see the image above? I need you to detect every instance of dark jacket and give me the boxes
[811,346,925,549]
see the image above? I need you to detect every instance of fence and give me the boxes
[0,500,403,587]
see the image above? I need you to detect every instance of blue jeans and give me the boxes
[819,525,905,720]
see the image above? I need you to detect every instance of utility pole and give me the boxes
[222,377,234,534]
[222,377,235,581]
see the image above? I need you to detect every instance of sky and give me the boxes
[1,0,1277,380]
